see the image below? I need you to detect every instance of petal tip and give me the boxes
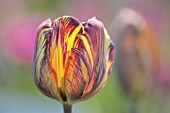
[87,17,104,28]
[38,18,52,30]
[116,8,146,30]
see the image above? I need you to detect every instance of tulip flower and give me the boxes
[33,16,114,113]
[110,8,160,113]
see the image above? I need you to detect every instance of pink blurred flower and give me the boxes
[157,52,170,90]
[0,0,12,6]
[1,16,42,64]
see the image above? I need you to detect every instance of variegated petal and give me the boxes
[33,19,62,101]
[33,16,114,104]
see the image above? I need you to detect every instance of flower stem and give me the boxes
[130,100,137,113]
[63,104,72,113]
[130,102,136,113]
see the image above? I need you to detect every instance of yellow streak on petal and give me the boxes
[37,28,49,50]
[36,50,45,81]
[58,37,64,88]
[36,29,50,81]
[78,35,94,68]
[97,28,113,90]
[51,23,83,88]
[104,30,113,74]
[50,36,64,88]
[64,24,83,67]
[65,25,82,82]
[67,24,83,52]
[104,28,111,40]
[80,58,90,94]
[65,24,83,67]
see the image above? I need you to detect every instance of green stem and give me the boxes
[63,104,72,113]
[130,100,137,113]
[130,102,136,113]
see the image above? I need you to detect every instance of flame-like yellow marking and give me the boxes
[50,23,83,88]
[78,35,94,68]
[50,36,64,88]
[65,24,83,64]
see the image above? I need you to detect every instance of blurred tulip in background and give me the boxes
[110,8,160,113]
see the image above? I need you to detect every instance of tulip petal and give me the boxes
[64,48,88,102]
[33,19,63,101]
[48,16,84,102]
[66,17,114,101]
[85,18,114,95]
[33,16,114,104]
[62,17,114,103]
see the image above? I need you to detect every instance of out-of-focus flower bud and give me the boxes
[110,8,160,101]
[33,16,114,105]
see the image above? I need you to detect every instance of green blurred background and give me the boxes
[0,0,170,113]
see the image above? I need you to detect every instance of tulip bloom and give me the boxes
[110,8,160,113]
[110,8,160,101]
[33,16,114,112]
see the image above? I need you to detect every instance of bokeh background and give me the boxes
[0,0,170,113]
